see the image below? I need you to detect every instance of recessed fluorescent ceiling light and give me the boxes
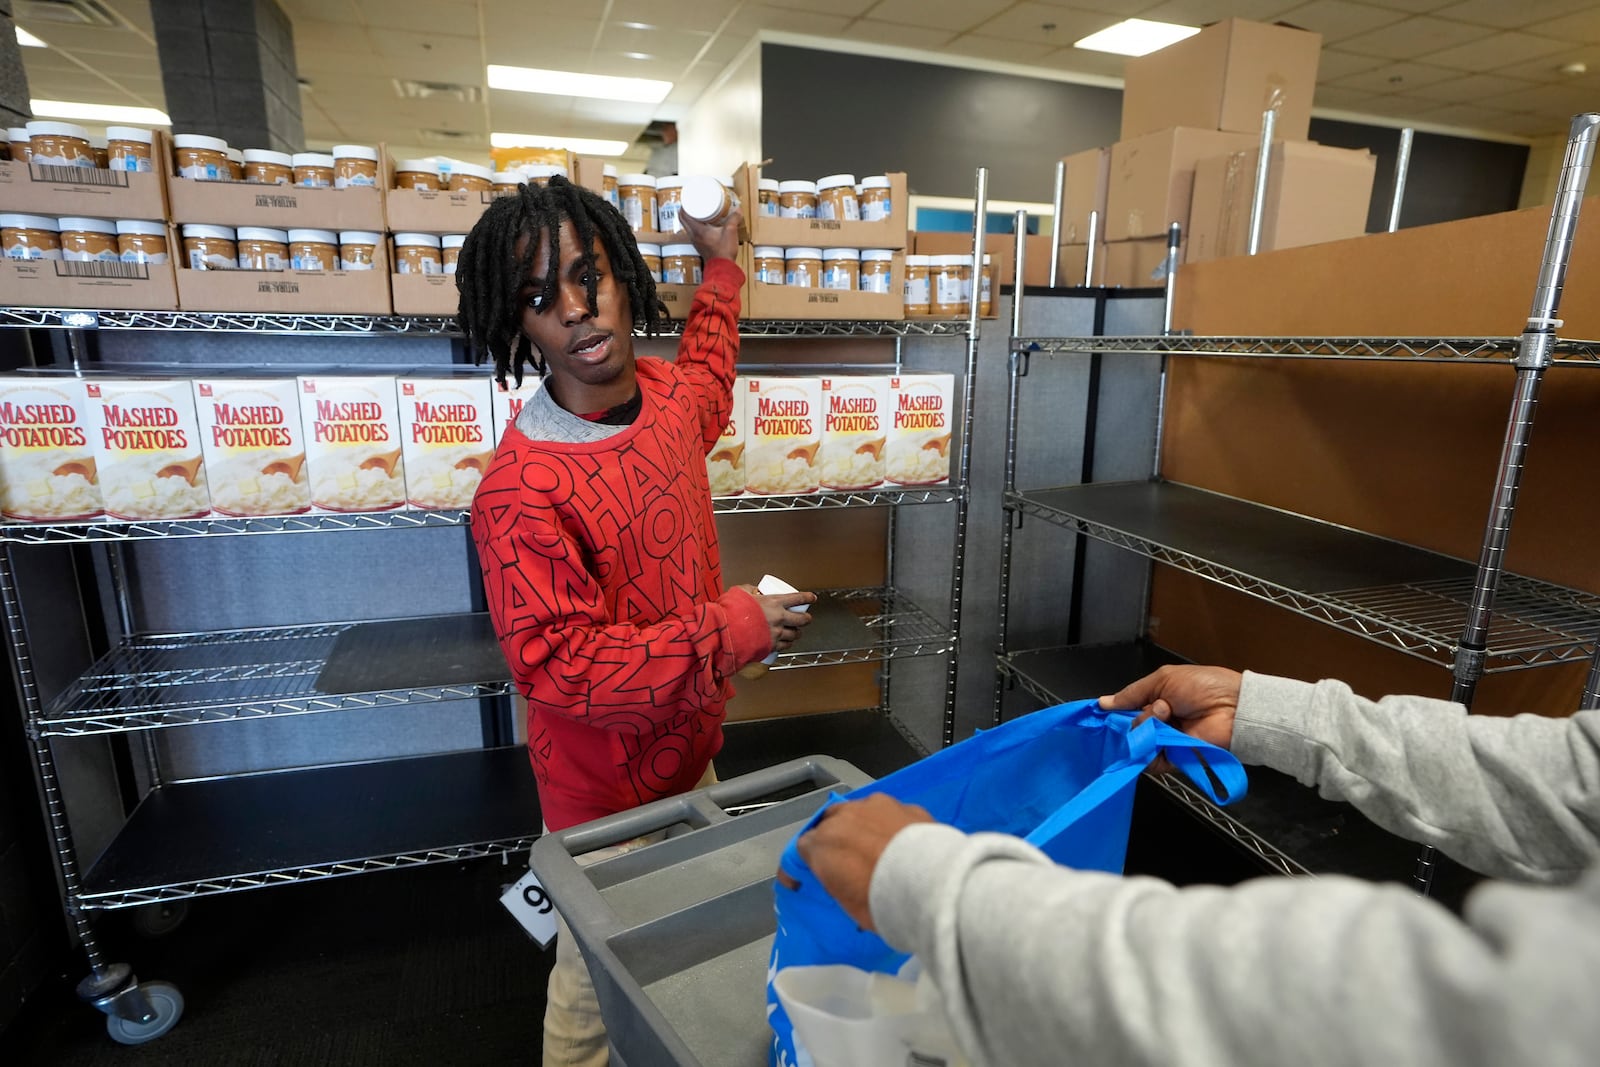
[491,132,631,156]
[487,65,671,103]
[30,99,172,125]
[1074,18,1199,57]
[16,26,47,47]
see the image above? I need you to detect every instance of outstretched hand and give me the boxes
[1099,664,1243,750]
[787,794,934,931]
[681,206,742,265]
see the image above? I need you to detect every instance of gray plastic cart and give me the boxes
[529,756,873,1067]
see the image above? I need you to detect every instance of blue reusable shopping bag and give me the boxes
[766,699,1247,1067]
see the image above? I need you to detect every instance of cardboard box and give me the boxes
[1188,142,1376,263]
[191,377,313,517]
[396,376,495,509]
[391,270,459,316]
[176,242,393,314]
[0,376,104,522]
[743,248,906,321]
[1057,244,1097,288]
[297,375,406,513]
[0,130,170,220]
[819,375,891,491]
[1106,127,1261,242]
[734,163,908,250]
[1101,238,1183,289]
[0,250,179,310]
[743,376,822,495]
[85,378,213,520]
[1121,19,1322,142]
[709,376,746,496]
[381,146,498,234]
[491,377,543,445]
[1059,147,1111,246]
[164,139,384,230]
[886,374,954,487]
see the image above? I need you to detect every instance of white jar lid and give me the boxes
[27,120,90,140]
[822,247,860,261]
[115,220,166,237]
[393,232,442,248]
[662,243,699,258]
[955,254,975,266]
[636,243,662,256]
[656,175,684,190]
[904,254,930,266]
[173,133,228,152]
[860,248,895,262]
[287,228,337,244]
[292,153,335,168]
[225,147,244,163]
[785,246,823,259]
[619,173,656,187]
[397,159,441,173]
[816,173,857,191]
[57,217,116,235]
[243,149,292,166]
[339,231,382,244]
[332,144,379,161]
[0,214,60,231]
[930,254,969,267]
[521,163,568,178]
[860,175,892,189]
[451,161,493,182]
[238,226,289,243]
[758,178,780,193]
[182,224,236,240]
[442,234,467,249]
[983,253,992,263]
[492,171,523,184]
[752,246,784,258]
[6,128,28,141]
[778,180,817,194]
[603,164,618,177]
[679,176,728,220]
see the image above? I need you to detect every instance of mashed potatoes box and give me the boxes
[742,377,821,496]
[84,379,212,520]
[886,374,954,486]
[491,377,542,445]
[707,377,746,496]
[0,377,104,522]
[396,377,495,509]
[296,377,406,513]
[819,376,890,491]
[192,378,311,516]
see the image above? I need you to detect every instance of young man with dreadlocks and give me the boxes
[460,176,815,1066]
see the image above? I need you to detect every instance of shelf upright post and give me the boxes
[941,166,988,748]
[1416,111,1600,896]
[1084,210,1100,287]
[1049,159,1067,288]
[1388,128,1415,234]
[1247,104,1278,256]
[993,209,1031,726]
[882,335,904,716]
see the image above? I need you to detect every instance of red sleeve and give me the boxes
[674,256,744,453]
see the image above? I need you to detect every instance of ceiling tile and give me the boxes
[699,32,756,66]
[776,0,878,14]
[846,20,959,50]
[369,28,484,68]
[1344,92,1451,119]
[1029,0,1161,12]
[1329,0,1451,11]
[1492,81,1600,114]
[942,34,1061,65]
[1408,102,1528,130]
[1405,72,1544,104]
[280,0,364,25]
[724,6,855,36]
[65,52,160,79]
[1525,9,1600,44]
[1135,0,1302,26]
[595,23,714,61]
[351,0,480,37]
[1274,1,1407,44]
[1431,0,1598,31]
[1421,32,1571,72]
[1328,61,1460,94]
[1486,111,1577,136]
[1491,45,1600,84]
[18,24,152,58]
[608,0,743,35]
[1337,16,1496,60]
[968,4,1115,47]
[1310,85,1383,110]
[866,0,1013,33]
[1314,49,1390,81]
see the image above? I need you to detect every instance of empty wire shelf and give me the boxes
[1012,335,1600,364]
[1007,481,1600,671]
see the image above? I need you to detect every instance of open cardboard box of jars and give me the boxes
[734,164,908,251]
[739,244,906,321]
[0,128,171,221]
[174,228,393,314]
[380,145,524,235]
[163,137,384,231]
[0,227,179,311]
[390,234,461,316]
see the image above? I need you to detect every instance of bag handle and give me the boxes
[1141,718,1248,804]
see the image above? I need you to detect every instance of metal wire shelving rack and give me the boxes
[995,113,1600,888]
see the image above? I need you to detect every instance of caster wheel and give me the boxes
[129,901,189,938]
[106,981,184,1046]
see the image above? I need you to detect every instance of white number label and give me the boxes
[501,869,559,949]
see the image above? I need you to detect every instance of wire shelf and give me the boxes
[1007,483,1600,671]
[1012,335,1600,365]
[41,589,950,735]
[714,485,961,512]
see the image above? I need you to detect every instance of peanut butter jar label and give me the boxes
[0,378,104,521]
[886,374,954,487]
[491,377,543,445]
[707,379,746,496]
[86,380,212,520]
[744,377,821,496]
[192,378,311,517]
[397,378,495,509]
[297,377,405,512]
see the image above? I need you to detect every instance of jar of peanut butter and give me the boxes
[980,254,995,316]
[333,144,379,188]
[680,174,739,226]
[442,234,465,275]
[859,175,892,222]
[903,254,931,314]
[238,226,290,270]
[492,170,522,196]
[106,127,155,172]
[339,231,380,271]
[6,128,28,164]
[785,246,822,288]
[395,159,442,190]
[619,174,657,232]
[394,232,442,275]
[821,247,859,291]
[661,243,702,285]
[816,174,860,222]
[58,217,119,262]
[182,224,238,270]
[1,214,62,260]
[930,254,970,317]
[778,180,818,219]
[287,228,337,271]
[757,178,780,217]
[90,137,110,170]
[28,121,95,169]
[603,164,619,210]
[116,220,168,264]
[753,246,785,285]
[243,149,293,184]
[225,147,245,181]
[636,243,662,283]
[449,161,493,193]
[293,153,335,188]
[656,176,685,233]
[521,163,566,187]
[860,249,894,294]
[174,134,230,181]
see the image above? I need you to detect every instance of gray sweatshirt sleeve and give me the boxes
[867,676,1600,1067]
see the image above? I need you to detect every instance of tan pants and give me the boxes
[541,764,717,1067]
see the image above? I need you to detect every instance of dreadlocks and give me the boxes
[455,175,669,387]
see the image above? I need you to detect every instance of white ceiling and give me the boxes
[15,0,1600,169]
